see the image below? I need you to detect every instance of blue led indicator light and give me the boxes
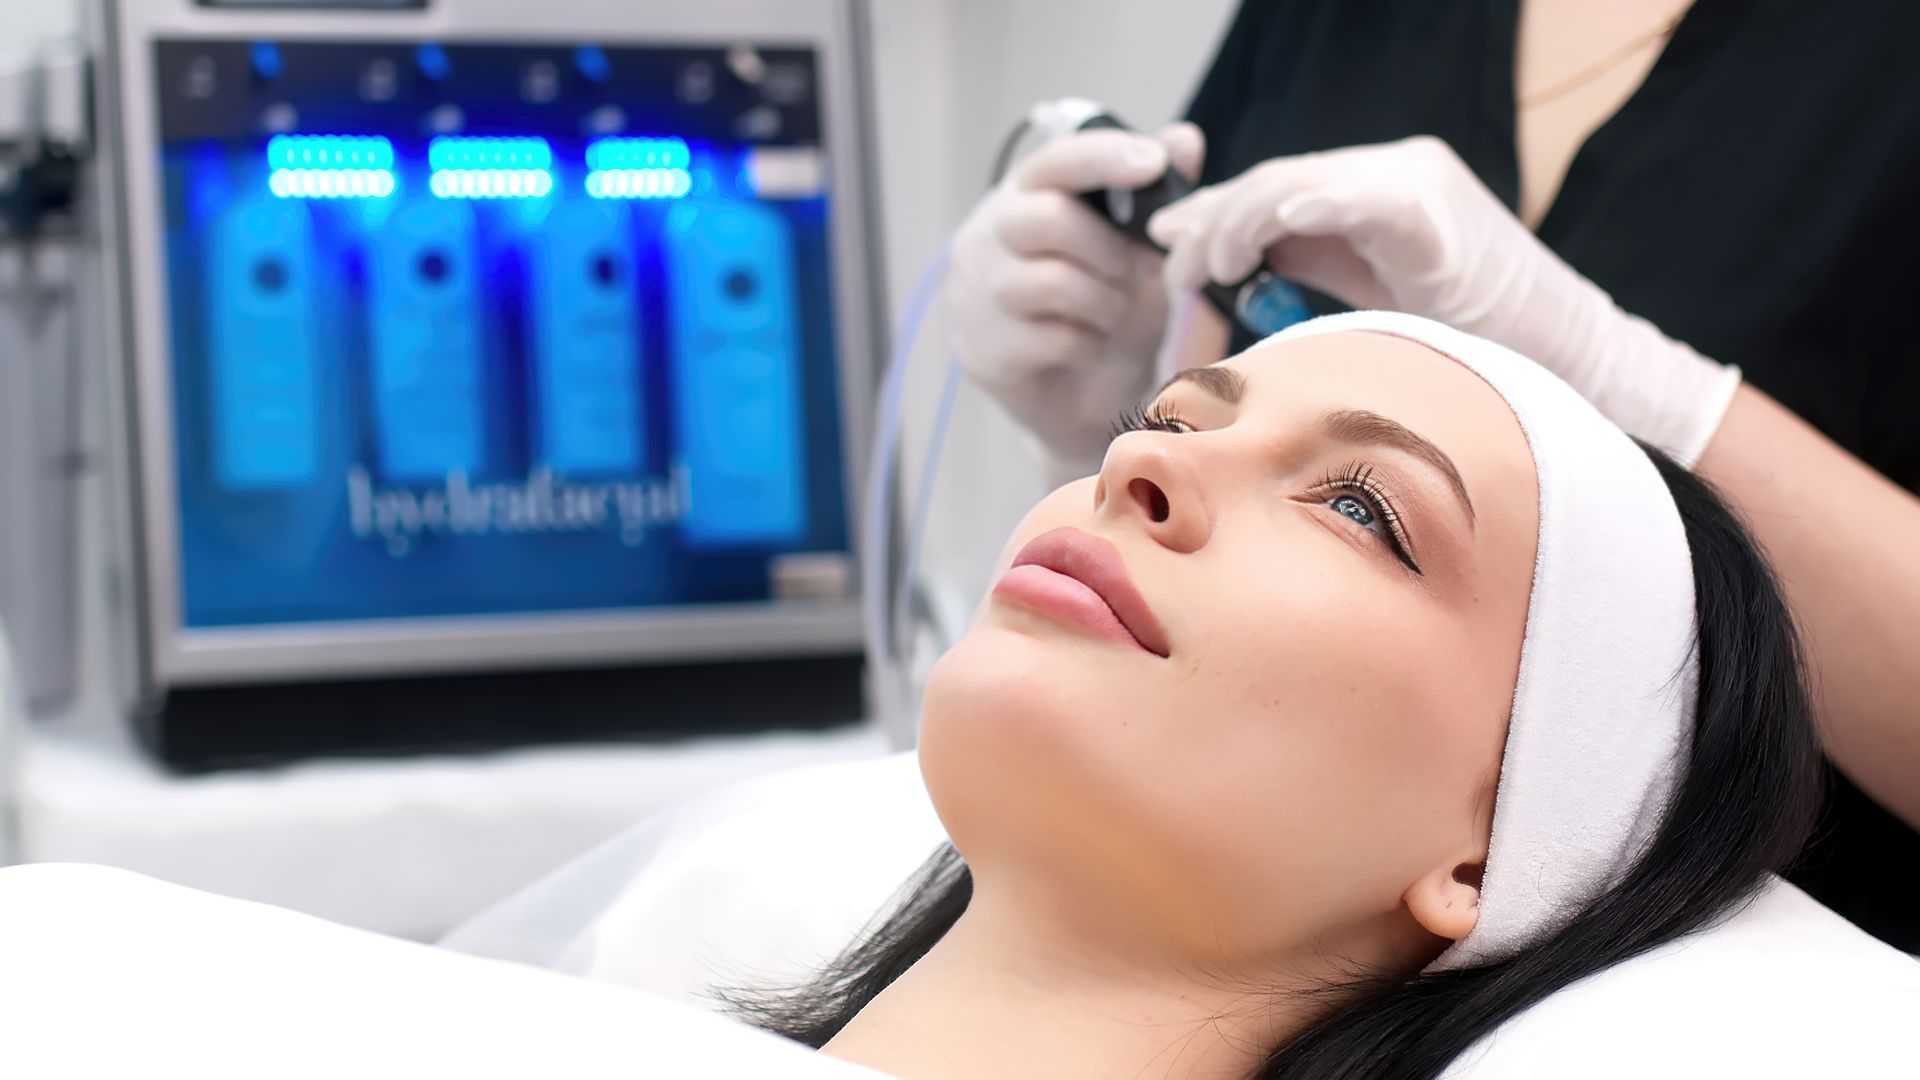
[415,43,452,81]
[427,135,553,171]
[586,136,691,170]
[428,137,555,198]
[574,45,611,84]
[266,134,394,170]
[265,136,396,199]
[250,41,283,81]
[585,138,695,199]
[429,169,555,199]
[585,168,693,199]
[270,169,396,199]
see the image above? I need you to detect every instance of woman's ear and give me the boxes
[1403,855,1486,942]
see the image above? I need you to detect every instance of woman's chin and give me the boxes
[920,628,1121,822]
[923,621,1119,730]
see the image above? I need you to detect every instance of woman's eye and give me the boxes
[1330,492,1378,530]
[1315,466,1422,576]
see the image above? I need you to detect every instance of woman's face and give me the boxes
[920,331,1540,974]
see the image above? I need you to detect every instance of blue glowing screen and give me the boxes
[153,39,848,628]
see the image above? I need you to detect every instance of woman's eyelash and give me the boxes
[1317,463,1422,575]
[1110,403,1192,440]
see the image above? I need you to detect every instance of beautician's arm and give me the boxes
[1695,386,1920,828]
[1145,137,1920,828]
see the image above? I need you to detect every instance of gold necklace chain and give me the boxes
[1517,10,1687,110]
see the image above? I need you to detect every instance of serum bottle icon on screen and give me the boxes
[209,198,321,490]
[664,199,807,547]
[530,200,643,476]
[366,200,484,483]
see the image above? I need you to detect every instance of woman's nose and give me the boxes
[1095,436,1213,554]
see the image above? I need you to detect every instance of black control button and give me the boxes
[252,256,289,293]
[723,267,759,302]
[417,248,451,283]
[591,252,621,287]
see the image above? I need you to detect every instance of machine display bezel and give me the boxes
[94,0,882,694]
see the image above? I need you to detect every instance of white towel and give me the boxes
[1266,312,1695,969]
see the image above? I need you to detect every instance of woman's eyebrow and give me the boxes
[1158,365,1246,404]
[1322,409,1477,525]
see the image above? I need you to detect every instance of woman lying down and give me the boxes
[728,313,1824,1080]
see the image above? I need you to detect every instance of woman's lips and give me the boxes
[993,527,1170,657]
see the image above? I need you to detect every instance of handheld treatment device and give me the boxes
[1026,98,1311,338]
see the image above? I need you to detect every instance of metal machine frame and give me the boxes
[88,0,886,725]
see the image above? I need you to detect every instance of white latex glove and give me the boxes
[1147,135,1742,467]
[948,123,1205,464]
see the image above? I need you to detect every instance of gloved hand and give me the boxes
[948,123,1205,464]
[1147,135,1742,467]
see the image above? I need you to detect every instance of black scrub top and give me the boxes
[1186,0,1920,950]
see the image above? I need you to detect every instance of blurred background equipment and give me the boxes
[0,37,88,715]
[93,0,885,769]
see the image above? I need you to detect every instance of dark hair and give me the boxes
[724,447,1824,1078]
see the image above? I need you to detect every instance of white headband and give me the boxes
[1265,312,1697,969]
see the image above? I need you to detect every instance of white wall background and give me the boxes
[0,1,82,73]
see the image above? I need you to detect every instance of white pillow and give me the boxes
[1441,880,1920,1076]
[443,751,945,1002]
[448,752,1920,1077]
[0,863,889,1080]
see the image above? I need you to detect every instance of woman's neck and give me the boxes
[819,889,1326,1080]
